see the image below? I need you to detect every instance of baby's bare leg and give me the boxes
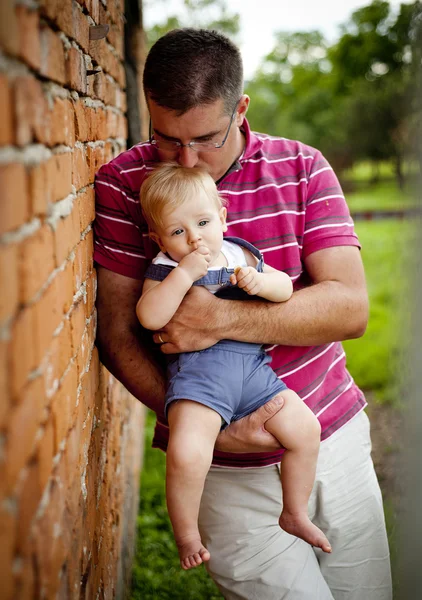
[265,389,331,553]
[167,400,221,570]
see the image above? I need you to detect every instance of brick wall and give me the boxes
[0,1,145,598]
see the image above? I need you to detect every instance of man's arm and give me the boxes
[96,266,167,416]
[156,246,369,353]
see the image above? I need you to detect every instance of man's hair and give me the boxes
[140,163,225,232]
[143,28,243,116]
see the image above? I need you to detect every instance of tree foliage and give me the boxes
[245,1,422,181]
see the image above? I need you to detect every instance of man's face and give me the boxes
[148,96,249,182]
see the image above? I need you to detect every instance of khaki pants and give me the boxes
[199,411,392,600]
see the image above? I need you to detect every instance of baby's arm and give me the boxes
[230,250,293,303]
[137,246,211,330]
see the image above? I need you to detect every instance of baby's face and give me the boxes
[152,189,227,264]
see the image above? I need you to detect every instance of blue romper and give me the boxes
[145,237,288,427]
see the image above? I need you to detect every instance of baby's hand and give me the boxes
[178,246,211,281]
[230,266,264,296]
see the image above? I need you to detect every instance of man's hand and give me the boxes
[153,286,222,353]
[230,266,264,296]
[178,245,211,282]
[214,395,284,453]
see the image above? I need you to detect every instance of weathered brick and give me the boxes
[70,299,86,355]
[40,25,66,85]
[66,46,87,94]
[76,188,95,233]
[0,502,16,600]
[0,243,19,323]
[36,416,54,494]
[10,305,38,399]
[72,145,90,190]
[28,160,49,217]
[0,75,14,145]
[4,377,44,495]
[54,208,80,266]
[0,0,19,56]
[73,100,91,142]
[84,270,96,319]
[55,260,75,315]
[117,113,128,139]
[34,278,62,363]
[19,224,55,304]
[16,5,41,71]
[44,318,72,396]
[51,362,78,451]
[0,340,9,430]
[0,163,29,235]
[73,230,93,291]
[48,153,73,203]
[50,98,75,147]
[16,458,43,557]
[14,77,50,147]
[86,144,105,181]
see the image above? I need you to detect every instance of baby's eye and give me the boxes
[172,229,184,236]
[198,220,209,227]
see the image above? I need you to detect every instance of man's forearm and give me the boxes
[215,280,368,347]
[96,326,167,417]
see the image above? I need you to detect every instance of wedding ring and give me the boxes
[158,333,164,344]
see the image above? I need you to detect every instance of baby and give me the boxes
[137,163,331,570]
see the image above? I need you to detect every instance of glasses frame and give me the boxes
[149,100,240,153]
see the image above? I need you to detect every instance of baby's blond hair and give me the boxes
[140,163,225,232]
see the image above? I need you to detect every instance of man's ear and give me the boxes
[220,206,228,232]
[236,95,250,127]
[149,230,166,252]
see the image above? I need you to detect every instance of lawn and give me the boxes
[131,172,419,598]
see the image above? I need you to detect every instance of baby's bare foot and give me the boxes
[177,536,211,570]
[279,511,332,553]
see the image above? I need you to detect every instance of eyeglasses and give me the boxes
[149,101,240,153]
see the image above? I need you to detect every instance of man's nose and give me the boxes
[177,146,199,168]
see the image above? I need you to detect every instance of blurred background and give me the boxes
[133,1,421,599]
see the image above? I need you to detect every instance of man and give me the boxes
[94,28,392,600]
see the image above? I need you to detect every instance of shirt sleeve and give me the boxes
[93,161,148,280]
[302,151,360,260]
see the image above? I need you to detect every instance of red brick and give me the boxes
[0,340,9,430]
[50,98,75,146]
[28,160,49,216]
[16,458,43,557]
[71,0,90,53]
[10,305,38,399]
[86,144,105,181]
[117,113,128,139]
[54,208,80,266]
[0,243,19,323]
[76,188,95,233]
[36,417,54,492]
[0,0,19,56]
[40,25,66,85]
[106,109,118,138]
[92,70,106,102]
[14,76,50,147]
[84,270,96,319]
[73,231,93,291]
[51,362,78,451]
[0,163,29,235]
[72,145,90,190]
[48,153,73,202]
[73,100,90,142]
[70,299,86,355]
[19,224,55,304]
[0,75,14,145]
[66,46,87,94]
[45,318,73,395]
[0,502,17,600]
[55,260,75,315]
[16,5,41,71]
[34,278,63,363]
[4,377,44,495]
[13,554,36,600]
[76,318,94,378]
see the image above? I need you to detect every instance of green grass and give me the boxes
[344,179,419,212]
[341,160,419,183]
[343,217,417,406]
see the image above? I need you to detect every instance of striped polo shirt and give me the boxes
[94,118,367,468]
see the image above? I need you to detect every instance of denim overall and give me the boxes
[145,237,288,425]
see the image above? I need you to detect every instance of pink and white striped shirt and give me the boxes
[94,119,366,468]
